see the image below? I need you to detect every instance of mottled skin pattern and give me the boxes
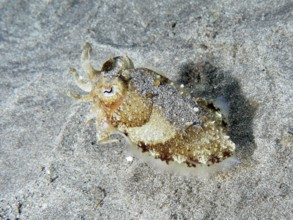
[68,43,236,167]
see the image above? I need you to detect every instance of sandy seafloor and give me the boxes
[0,0,292,219]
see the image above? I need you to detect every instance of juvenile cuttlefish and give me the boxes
[68,43,236,170]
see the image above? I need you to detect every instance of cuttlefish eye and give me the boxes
[95,77,127,106]
[102,87,114,95]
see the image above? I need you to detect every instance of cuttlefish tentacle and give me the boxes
[68,67,92,92]
[93,105,119,144]
[81,42,99,80]
[66,91,92,101]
